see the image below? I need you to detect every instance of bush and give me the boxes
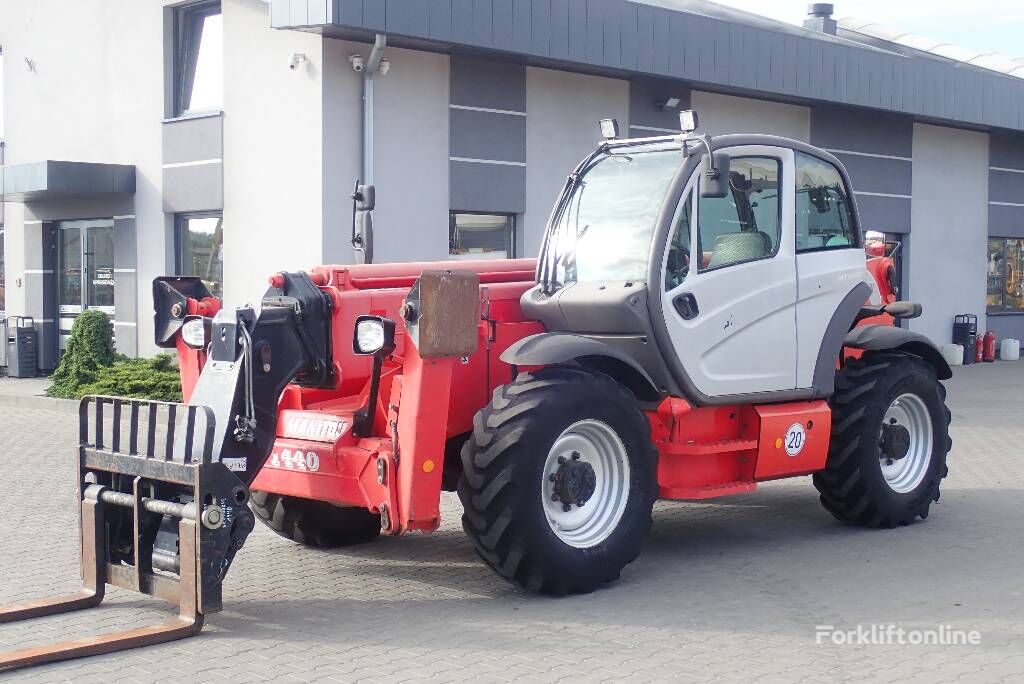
[48,310,118,398]
[47,310,183,402]
[77,355,183,402]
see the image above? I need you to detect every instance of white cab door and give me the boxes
[662,146,798,398]
[792,152,874,388]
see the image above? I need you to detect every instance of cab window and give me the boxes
[795,152,857,251]
[665,192,693,290]
[697,157,781,270]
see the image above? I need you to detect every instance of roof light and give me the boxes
[599,118,620,140]
[679,110,699,134]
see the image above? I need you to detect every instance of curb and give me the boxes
[0,392,79,416]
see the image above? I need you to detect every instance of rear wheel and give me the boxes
[458,366,658,595]
[814,353,951,527]
[249,491,381,548]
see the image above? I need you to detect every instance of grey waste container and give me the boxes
[6,316,39,378]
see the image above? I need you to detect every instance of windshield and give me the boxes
[543,148,681,292]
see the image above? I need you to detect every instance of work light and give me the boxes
[353,315,397,356]
[181,316,209,350]
[599,118,620,140]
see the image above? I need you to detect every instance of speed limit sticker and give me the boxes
[784,423,806,457]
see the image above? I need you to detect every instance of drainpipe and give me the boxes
[361,34,387,184]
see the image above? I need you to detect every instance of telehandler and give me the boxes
[0,111,951,669]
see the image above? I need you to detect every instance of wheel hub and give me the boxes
[880,420,911,463]
[551,454,597,508]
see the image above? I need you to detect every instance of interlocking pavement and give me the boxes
[1,363,1022,682]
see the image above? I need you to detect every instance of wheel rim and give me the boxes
[541,419,631,549]
[879,392,934,494]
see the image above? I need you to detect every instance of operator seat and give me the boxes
[707,231,771,268]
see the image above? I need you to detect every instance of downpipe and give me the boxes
[362,34,387,185]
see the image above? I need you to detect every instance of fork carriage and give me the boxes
[0,396,254,671]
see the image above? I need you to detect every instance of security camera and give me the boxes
[288,52,308,70]
[349,54,365,73]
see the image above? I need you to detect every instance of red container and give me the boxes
[983,330,997,362]
[975,336,984,363]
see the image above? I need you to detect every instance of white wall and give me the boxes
[690,90,810,141]
[909,123,989,344]
[321,38,364,265]
[0,0,165,351]
[523,68,629,256]
[371,47,450,263]
[221,0,326,306]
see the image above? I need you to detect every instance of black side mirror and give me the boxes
[699,152,731,199]
[351,181,376,264]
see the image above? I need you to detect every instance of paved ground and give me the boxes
[1,363,1022,682]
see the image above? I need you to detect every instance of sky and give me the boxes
[709,0,1024,57]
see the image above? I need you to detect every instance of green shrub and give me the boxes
[48,310,118,398]
[76,355,183,403]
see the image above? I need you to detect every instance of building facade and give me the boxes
[2,0,1024,368]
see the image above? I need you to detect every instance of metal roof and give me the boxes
[839,16,1024,80]
[271,0,1024,133]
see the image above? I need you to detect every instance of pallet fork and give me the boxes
[0,397,255,671]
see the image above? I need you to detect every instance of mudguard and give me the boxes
[500,333,661,400]
[845,325,953,380]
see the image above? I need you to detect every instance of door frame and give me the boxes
[58,219,116,347]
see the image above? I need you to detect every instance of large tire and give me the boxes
[458,366,658,595]
[249,491,381,548]
[814,353,951,527]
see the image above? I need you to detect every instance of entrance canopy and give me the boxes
[0,161,135,203]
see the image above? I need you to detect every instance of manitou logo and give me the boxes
[281,416,348,443]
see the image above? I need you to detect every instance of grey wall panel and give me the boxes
[988,204,1024,238]
[113,322,138,357]
[275,0,1024,134]
[989,170,1024,203]
[428,0,453,41]
[450,161,526,213]
[162,115,223,165]
[832,154,912,197]
[855,194,912,235]
[629,78,690,131]
[450,55,526,111]
[113,217,137,271]
[991,132,1024,170]
[986,314,1024,342]
[450,109,528,163]
[810,106,913,157]
[162,163,224,213]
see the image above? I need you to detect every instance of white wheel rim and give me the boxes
[541,419,631,549]
[879,393,934,494]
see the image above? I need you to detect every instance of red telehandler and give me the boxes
[0,113,950,670]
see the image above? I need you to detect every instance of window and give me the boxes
[987,238,1024,313]
[698,157,781,270]
[449,214,515,260]
[0,227,6,314]
[174,1,222,116]
[665,193,693,290]
[176,214,224,298]
[795,152,857,252]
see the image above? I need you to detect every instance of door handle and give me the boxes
[673,293,699,320]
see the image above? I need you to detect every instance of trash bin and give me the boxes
[952,314,977,366]
[0,317,7,369]
[6,316,39,378]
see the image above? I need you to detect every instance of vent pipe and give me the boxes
[803,3,837,35]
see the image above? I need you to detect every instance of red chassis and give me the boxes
[169,254,898,535]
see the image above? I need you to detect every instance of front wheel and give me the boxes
[814,353,951,527]
[458,366,658,595]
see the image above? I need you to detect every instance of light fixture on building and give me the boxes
[599,118,620,140]
[289,52,309,71]
[657,96,682,110]
[24,57,36,72]
[379,58,391,75]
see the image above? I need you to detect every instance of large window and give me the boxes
[174,1,222,116]
[176,214,224,298]
[987,238,1024,313]
[795,152,857,252]
[0,227,6,314]
[698,157,781,270]
[449,214,516,260]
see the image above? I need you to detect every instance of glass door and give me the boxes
[58,220,116,349]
